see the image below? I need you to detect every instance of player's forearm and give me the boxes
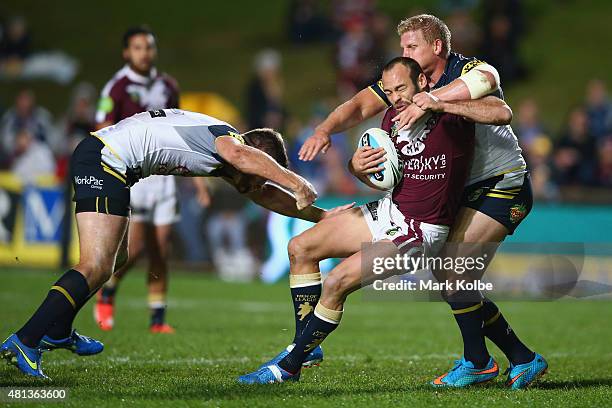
[431,69,498,102]
[234,148,301,191]
[250,185,324,222]
[315,88,385,136]
[440,97,512,125]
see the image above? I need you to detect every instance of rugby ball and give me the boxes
[357,128,402,190]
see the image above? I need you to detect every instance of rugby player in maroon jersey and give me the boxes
[94,26,210,334]
[238,57,513,384]
[295,14,546,389]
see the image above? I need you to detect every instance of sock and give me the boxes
[447,293,489,369]
[482,299,535,365]
[16,269,90,348]
[278,303,342,374]
[149,293,167,326]
[45,290,96,340]
[100,276,118,304]
[289,273,322,343]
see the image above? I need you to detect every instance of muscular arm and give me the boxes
[431,66,500,102]
[299,88,387,160]
[215,136,316,210]
[247,184,325,222]
[438,96,512,125]
[315,88,387,135]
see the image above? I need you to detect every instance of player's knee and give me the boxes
[288,234,320,265]
[323,271,353,299]
[75,260,114,285]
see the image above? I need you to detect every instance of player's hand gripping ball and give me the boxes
[357,128,402,190]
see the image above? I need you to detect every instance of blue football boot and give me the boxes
[40,329,104,356]
[238,363,300,384]
[1,334,48,379]
[258,344,323,369]
[432,356,499,387]
[505,353,548,389]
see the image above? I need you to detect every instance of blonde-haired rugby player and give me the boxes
[296,14,547,389]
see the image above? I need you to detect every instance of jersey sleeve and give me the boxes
[368,80,392,107]
[95,79,124,125]
[453,57,503,99]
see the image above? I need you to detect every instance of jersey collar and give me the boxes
[432,52,458,90]
[123,65,158,84]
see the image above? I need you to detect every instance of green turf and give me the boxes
[1,268,611,407]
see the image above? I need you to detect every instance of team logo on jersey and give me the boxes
[461,59,486,75]
[148,109,166,118]
[468,188,484,202]
[510,203,527,224]
[126,81,169,109]
[385,226,401,237]
[395,113,440,157]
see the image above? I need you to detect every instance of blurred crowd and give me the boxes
[1,2,611,272]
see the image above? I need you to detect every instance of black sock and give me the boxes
[100,285,117,304]
[447,293,489,369]
[16,269,90,348]
[278,303,342,374]
[45,290,96,340]
[151,306,166,326]
[289,273,322,343]
[482,299,535,365]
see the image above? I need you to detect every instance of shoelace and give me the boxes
[449,359,463,372]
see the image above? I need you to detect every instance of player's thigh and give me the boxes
[76,212,128,282]
[323,239,400,300]
[290,207,372,261]
[449,206,508,244]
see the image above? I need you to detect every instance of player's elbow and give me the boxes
[221,144,249,170]
[497,105,513,125]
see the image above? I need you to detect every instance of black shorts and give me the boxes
[70,136,131,217]
[460,172,533,235]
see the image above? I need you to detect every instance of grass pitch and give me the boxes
[1,268,611,407]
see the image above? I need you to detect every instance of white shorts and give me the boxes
[130,175,180,226]
[360,194,449,257]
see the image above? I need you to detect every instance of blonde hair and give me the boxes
[397,14,451,58]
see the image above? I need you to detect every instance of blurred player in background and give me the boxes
[93,26,209,333]
[297,14,547,389]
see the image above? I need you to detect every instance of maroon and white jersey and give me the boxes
[382,108,475,226]
[96,65,179,125]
